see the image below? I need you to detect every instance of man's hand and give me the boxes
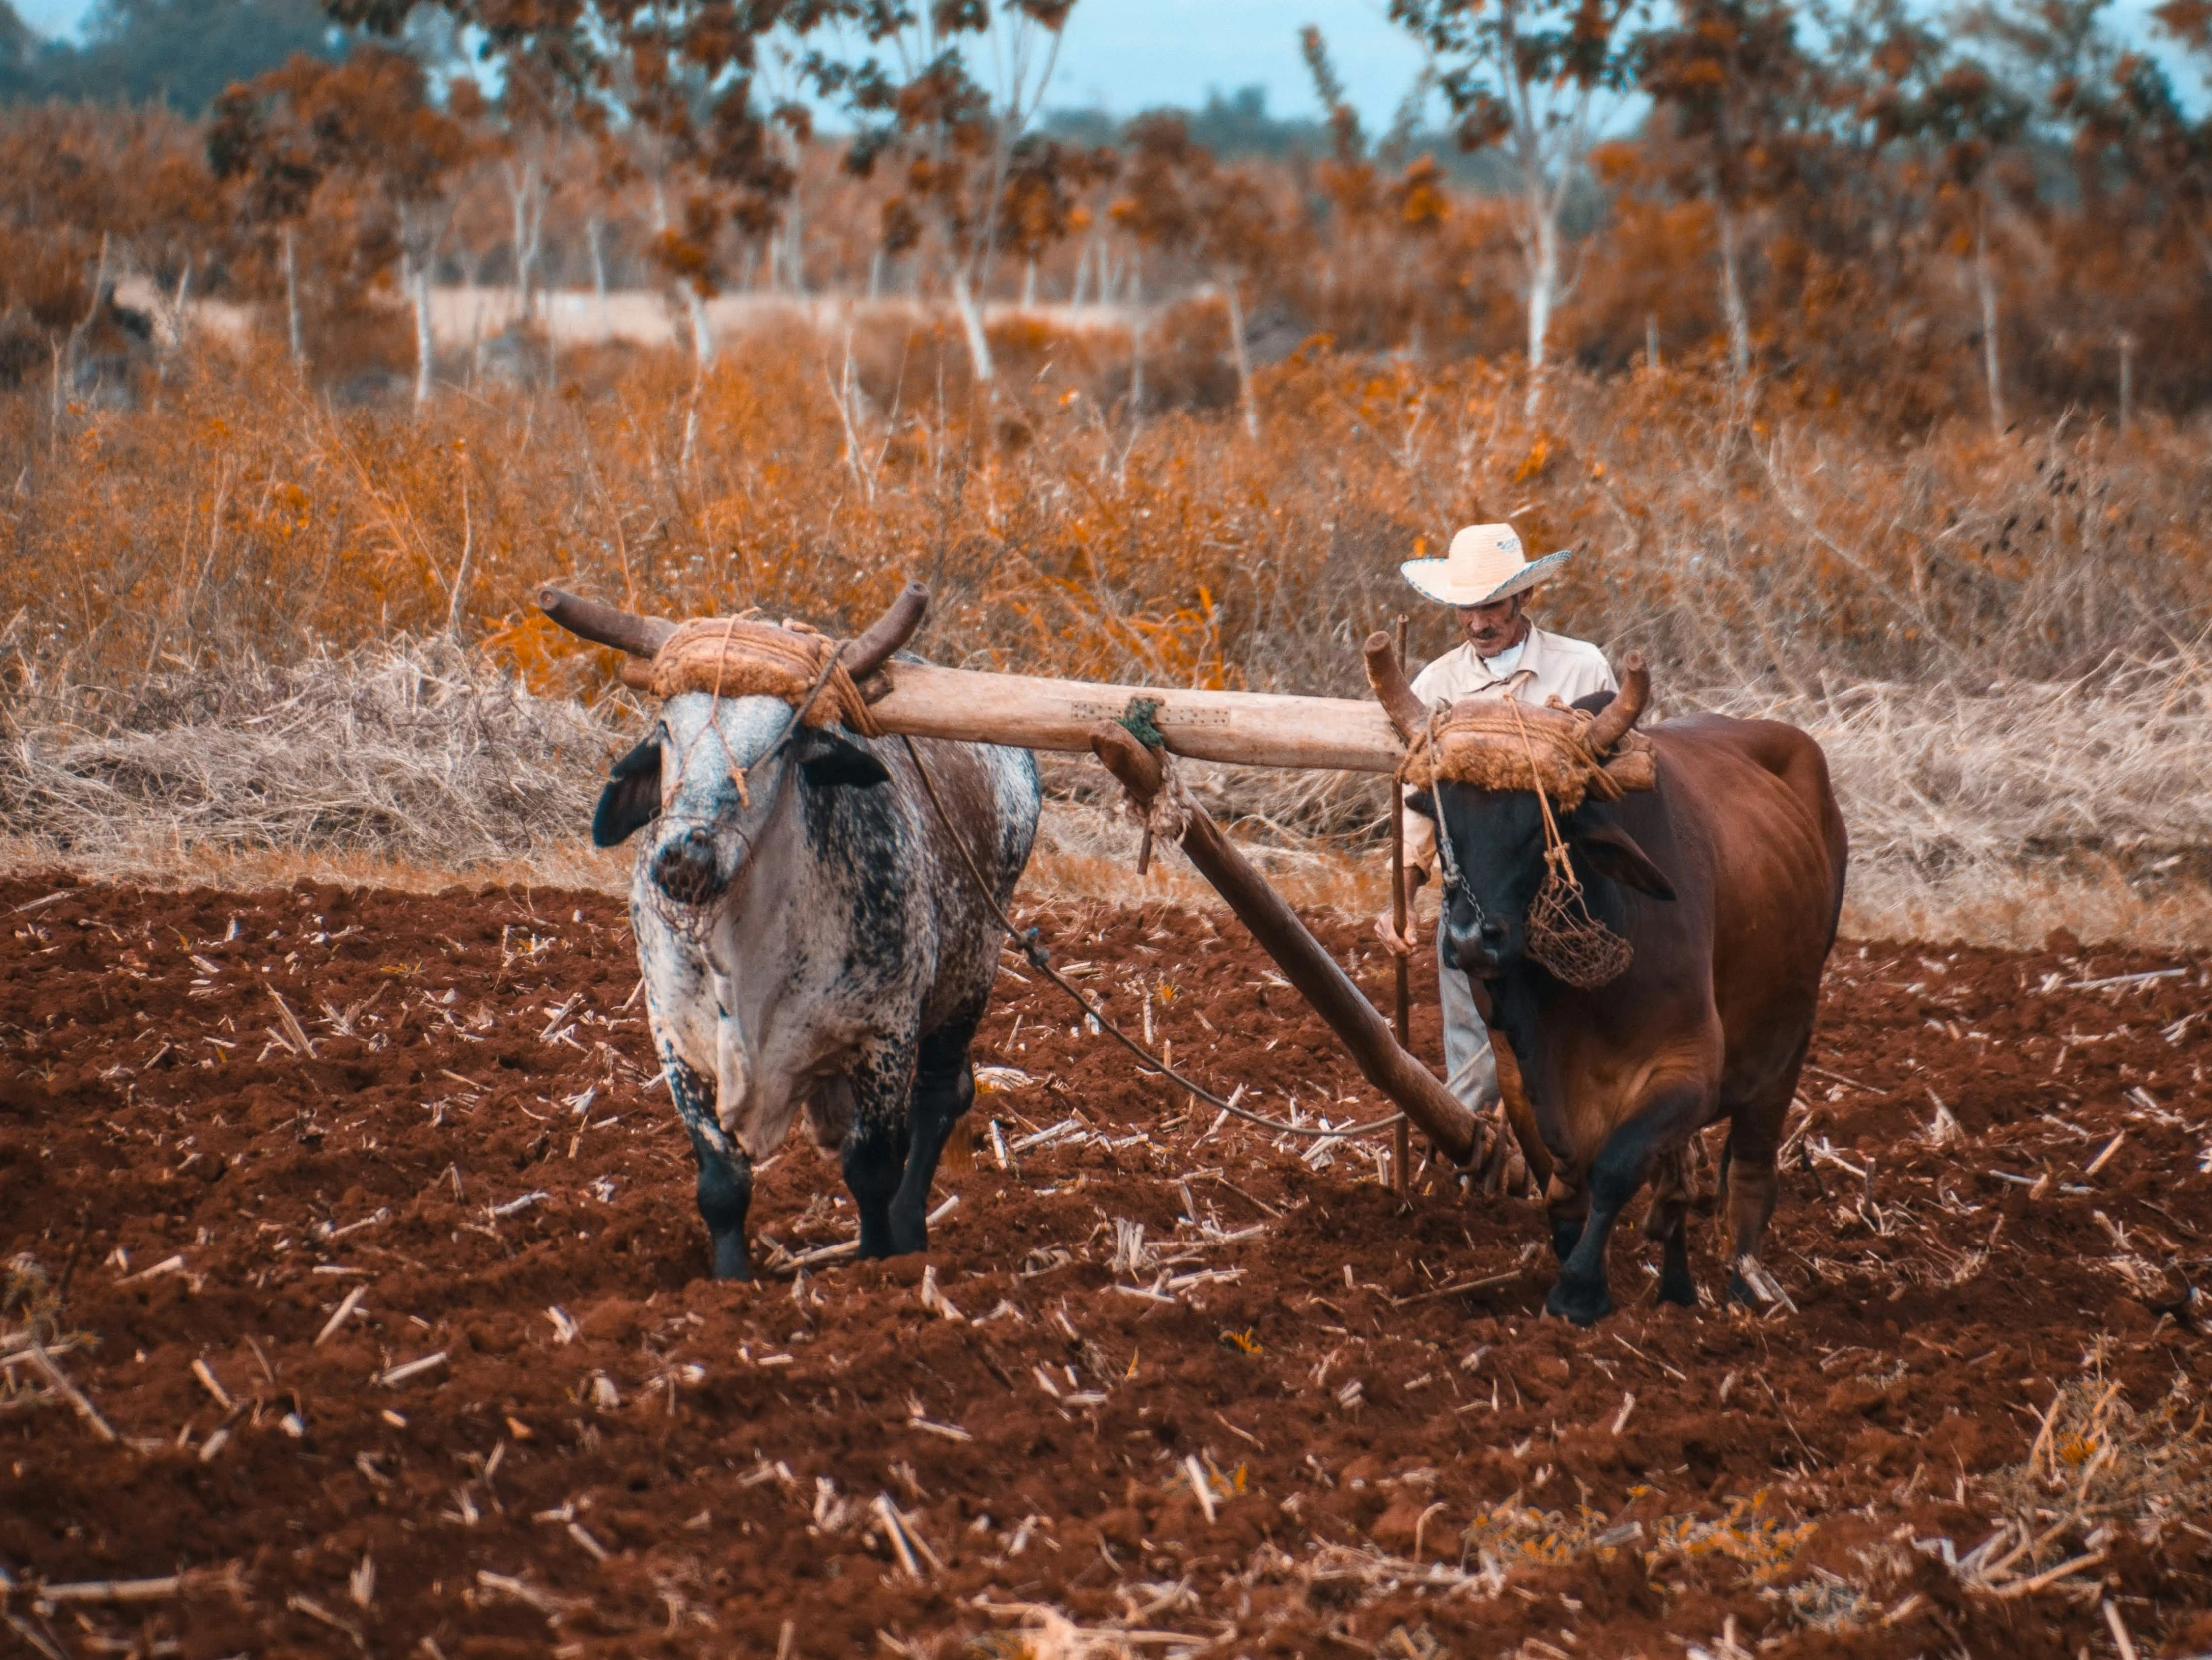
[1377,864,1425,958]
[1375,909,1419,958]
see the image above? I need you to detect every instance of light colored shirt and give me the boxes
[1401,625,1619,877]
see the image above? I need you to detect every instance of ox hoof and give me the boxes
[709,1238,753,1282]
[1656,1274,1697,1309]
[1548,1218,1582,1262]
[1544,1280,1613,1327]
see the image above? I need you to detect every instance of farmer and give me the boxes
[1376,522,1618,1111]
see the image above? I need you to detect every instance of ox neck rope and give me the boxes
[892,730,1409,1145]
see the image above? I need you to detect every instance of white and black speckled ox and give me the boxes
[541,585,1039,1281]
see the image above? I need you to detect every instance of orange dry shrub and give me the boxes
[1,321,2205,715]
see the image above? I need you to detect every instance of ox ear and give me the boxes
[794,726,891,788]
[1570,818,1675,901]
[594,737,662,847]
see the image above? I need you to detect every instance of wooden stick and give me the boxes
[1183,1455,1218,1523]
[1995,1548,2106,1597]
[1390,613,1412,1197]
[1089,723,1476,1165]
[2103,1598,2141,1660]
[376,1351,447,1387]
[871,1494,926,1578]
[315,1284,367,1346]
[265,982,318,1058]
[25,1343,114,1441]
[190,1358,231,1411]
[36,1574,181,1603]
[1386,1269,1521,1307]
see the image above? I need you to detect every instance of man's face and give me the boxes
[1457,595,1527,656]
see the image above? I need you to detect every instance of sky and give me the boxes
[1048,0,1433,124]
[11,0,1440,127]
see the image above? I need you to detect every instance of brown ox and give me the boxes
[1367,639,1847,1324]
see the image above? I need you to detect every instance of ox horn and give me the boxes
[1363,631,1429,743]
[844,583,930,679]
[1586,652,1651,754]
[536,586,679,658]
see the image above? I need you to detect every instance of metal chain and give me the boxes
[1423,705,1487,938]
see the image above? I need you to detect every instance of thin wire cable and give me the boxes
[892,731,1406,1142]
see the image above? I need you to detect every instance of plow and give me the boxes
[539,580,1536,1191]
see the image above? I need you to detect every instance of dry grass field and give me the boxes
[3,320,2207,941]
[3,320,2211,1658]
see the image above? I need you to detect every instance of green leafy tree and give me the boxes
[24,0,345,112]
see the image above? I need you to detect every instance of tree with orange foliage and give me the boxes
[1000,134,1116,307]
[1111,113,1277,436]
[2149,0,2212,281]
[1860,18,2031,433]
[334,0,821,408]
[211,47,478,404]
[208,63,321,368]
[1393,0,1648,410]
[1638,0,1811,379]
[818,0,1079,383]
[0,105,217,407]
[1299,26,1453,355]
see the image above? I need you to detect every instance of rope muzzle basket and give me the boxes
[1401,681,1658,992]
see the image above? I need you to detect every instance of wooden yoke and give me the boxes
[1088,722,1480,1169]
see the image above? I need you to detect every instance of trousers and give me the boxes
[1437,933,1500,1111]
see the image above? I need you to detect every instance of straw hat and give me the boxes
[1400,522,1573,607]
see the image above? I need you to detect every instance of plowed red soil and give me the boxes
[2,874,2209,1659]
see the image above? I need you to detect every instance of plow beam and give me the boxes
[1088,722,1479,1168]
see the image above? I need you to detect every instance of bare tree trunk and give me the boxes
[446,476,473,642]
[2118,331,2134,434]
[506,160,536,325]
[1715,190,1749,379]
[1977,201,2005,437]
[680,284,713,472]
[411,255,435,406]
[64,230,111,396]
[166,260,192,351]
[1524,191,1558,415]
[1128,317,1144,421]
[1223,273,1257,441]
[1071,238,1089,306]
[1021,257,1036,308]
[282,226,304,371]
[683,284,715,367]
[952,269,995,383]
[1646,313,1660,373]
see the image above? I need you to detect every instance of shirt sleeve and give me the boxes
[1401,785,1438,878]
